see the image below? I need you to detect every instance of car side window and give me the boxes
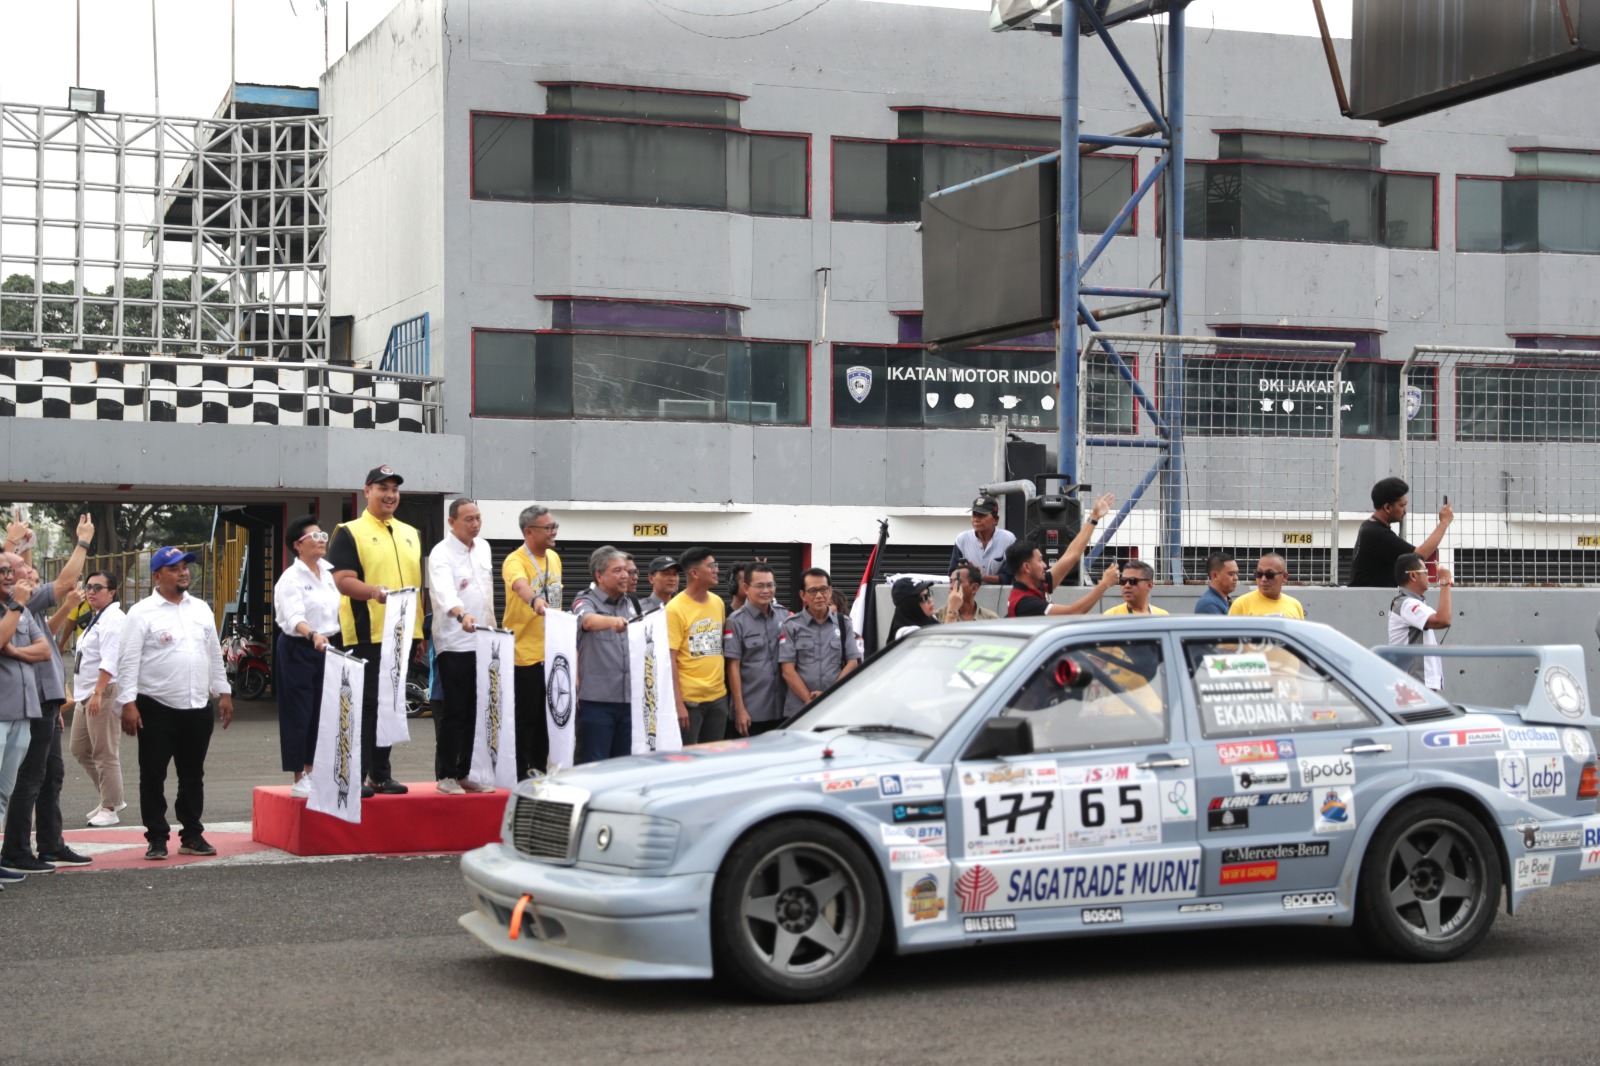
[1184,636,1378,739]
[1001,640,1168,751]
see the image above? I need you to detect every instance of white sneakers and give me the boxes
[291,776,313,797]
[436,778,466,795]
[86,807,120,827]
[460,778,495,794]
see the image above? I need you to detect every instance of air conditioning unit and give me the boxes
[658,398,718,419]
[729,400,779,422]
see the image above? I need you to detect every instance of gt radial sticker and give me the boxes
[901,869,949,927]
[1497,750,1528,800]
[1061,764,1160,849]
[1514,854,1554,891]
[1421,725,1504,749]
[1313,787,1355,834]
[878,768,942,799]
[956,846,1202,912]
[1231,761,1291,793]
[960,761,1063,857]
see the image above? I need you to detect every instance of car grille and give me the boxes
[511,795,578,861]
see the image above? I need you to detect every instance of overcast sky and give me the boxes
[0,0,1351,119]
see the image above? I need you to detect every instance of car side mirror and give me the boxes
[963,716,1034,761]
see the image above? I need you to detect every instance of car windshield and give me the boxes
[789,632,1027,742]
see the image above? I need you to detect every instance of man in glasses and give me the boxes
[1388,552,1452,692]
[427,498,494,793]
[1103,559,1166,616]
[723,562,791,737]
[1228,554,1306,619]
[1349,477,1453,588]
[503,505,562,779]
[779,568,860,715]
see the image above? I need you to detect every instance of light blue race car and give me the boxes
[459,616,1600,1002]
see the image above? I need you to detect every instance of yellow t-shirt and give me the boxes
[502,547,563,667]
[1103,603,1170,616]
[1228,589,1306,619]
[666,591,727,702]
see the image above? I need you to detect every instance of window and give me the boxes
[1456,364,1600,442]
[471,95,808,217]
[1179,353,1436,441]
[1458,175,1600,254]
[1184,636,1378,739]
[1002,641,1168,751]
[1184,132,1435,249]
[832,344,1134,432]
[831,107,1135,231]
[473,328,808,424]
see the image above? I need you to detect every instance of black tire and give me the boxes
[237,667,268,701]
[1354,798,1500,962]
[405,682,431,719]
[711,819,884,1003]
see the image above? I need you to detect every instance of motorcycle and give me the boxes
[221,618,272,700]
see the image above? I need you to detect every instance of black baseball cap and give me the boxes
[365,464,404,487]
[648,555,680,575]
[971,494,1000,517]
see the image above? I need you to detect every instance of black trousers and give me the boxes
[275,633,324,772]
[514,664,548,780]
[1,709,63,861]
[343,642,392,784]
[433,650,476,781]
[135,696,214,845]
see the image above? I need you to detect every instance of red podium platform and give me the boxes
[252,783,507,856]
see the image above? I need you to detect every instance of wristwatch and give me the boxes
[77,539,92,550]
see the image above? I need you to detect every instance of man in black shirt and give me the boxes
[1348,477,1453,587]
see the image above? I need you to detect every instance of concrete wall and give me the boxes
[885,583,1600,711]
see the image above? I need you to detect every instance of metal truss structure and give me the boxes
[0,102,328,361]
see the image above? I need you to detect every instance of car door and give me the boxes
[946,632,1202,934]
[1183,632,1409,905]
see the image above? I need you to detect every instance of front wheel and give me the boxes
[1355,798,1500,962]
[711,819,883,1002]
[236,666,269,701]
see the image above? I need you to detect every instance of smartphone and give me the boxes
[1443,495,1449,506]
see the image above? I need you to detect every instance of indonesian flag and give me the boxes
[848,519,889,659]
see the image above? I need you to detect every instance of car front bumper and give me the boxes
[459,843,715,980]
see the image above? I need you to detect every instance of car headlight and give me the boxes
[576,812,681,870]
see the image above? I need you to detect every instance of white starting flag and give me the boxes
[375,587,418,747]
[471,627,517,790]
[543,609,578,770]
[309,648,364,823]
[629,609,681,754]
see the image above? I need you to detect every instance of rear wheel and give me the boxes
[711,819,883,1002]
[1355,798,1500,962]
[236,666,269,701]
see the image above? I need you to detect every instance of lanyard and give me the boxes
[522,545,555,601]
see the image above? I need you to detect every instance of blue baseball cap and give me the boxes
[150,546,198,573]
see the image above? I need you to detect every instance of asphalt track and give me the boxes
[10,699,1600,1065]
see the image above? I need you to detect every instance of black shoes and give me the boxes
[38,847,92,867]
[178,836,217,856]
[144,842,168,861]
[0,855,56,873]
[370,779,409,795]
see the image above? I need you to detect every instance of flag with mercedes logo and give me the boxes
[543,609,578,770]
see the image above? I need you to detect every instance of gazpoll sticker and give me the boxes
[901,869,949,927]
[1201,653,1272,678]
[1563,728,1595,762]
[878,768,943,800]
[1498,751,1529,799]
[1313,787,1355,833]
[1217,739,1292,764]
[1160,778,1195,822]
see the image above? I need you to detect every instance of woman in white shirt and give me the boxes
[273,515,341,796]
[70,570,127,826]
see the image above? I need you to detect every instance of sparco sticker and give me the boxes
[1282,892,1338,910]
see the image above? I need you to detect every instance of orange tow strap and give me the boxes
[508,894,533,940]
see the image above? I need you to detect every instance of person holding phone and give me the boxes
[1348,477,1453,588]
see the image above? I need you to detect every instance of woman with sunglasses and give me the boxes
[70,570,127,826]
[273,515,341,796]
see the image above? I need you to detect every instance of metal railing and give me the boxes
[0,349,443,432]
[381,312,430,375]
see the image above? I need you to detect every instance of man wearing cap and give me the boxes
[327,465,424,796]
[640,555,679,614]
[723,562,791,736]
[950,495,1017,585]
[116,547,232,861]
[779,568,861,714]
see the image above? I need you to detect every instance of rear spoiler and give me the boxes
[1370,644,1592,727]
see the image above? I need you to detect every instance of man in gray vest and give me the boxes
[723,562,790,736]
[1388,552,1452,692]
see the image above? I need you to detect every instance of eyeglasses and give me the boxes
[1406,569,1429,576]
[749,582,776,591]
[1254,570,1284,580]
[530,523,559,533]
[0,567,12,576]
[297,531,330,544]
[1119,578,1149,586]
[86,583,111,592]
[919,593,934,602]
[803,586,832,596]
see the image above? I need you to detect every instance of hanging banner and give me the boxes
[629,609,682,755]
[471,626,518,790]
[375,587,418,747]
[543,609,578,770]
[308,648,364,824]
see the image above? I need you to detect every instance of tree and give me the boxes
[0,501,214,556]
[1,272,229,353]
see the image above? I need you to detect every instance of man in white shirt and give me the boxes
[427,499,495,794]
[1388,552,1453,692]
[949,495,1017,585]
[70,569,127,826]
[118,547,233,861]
